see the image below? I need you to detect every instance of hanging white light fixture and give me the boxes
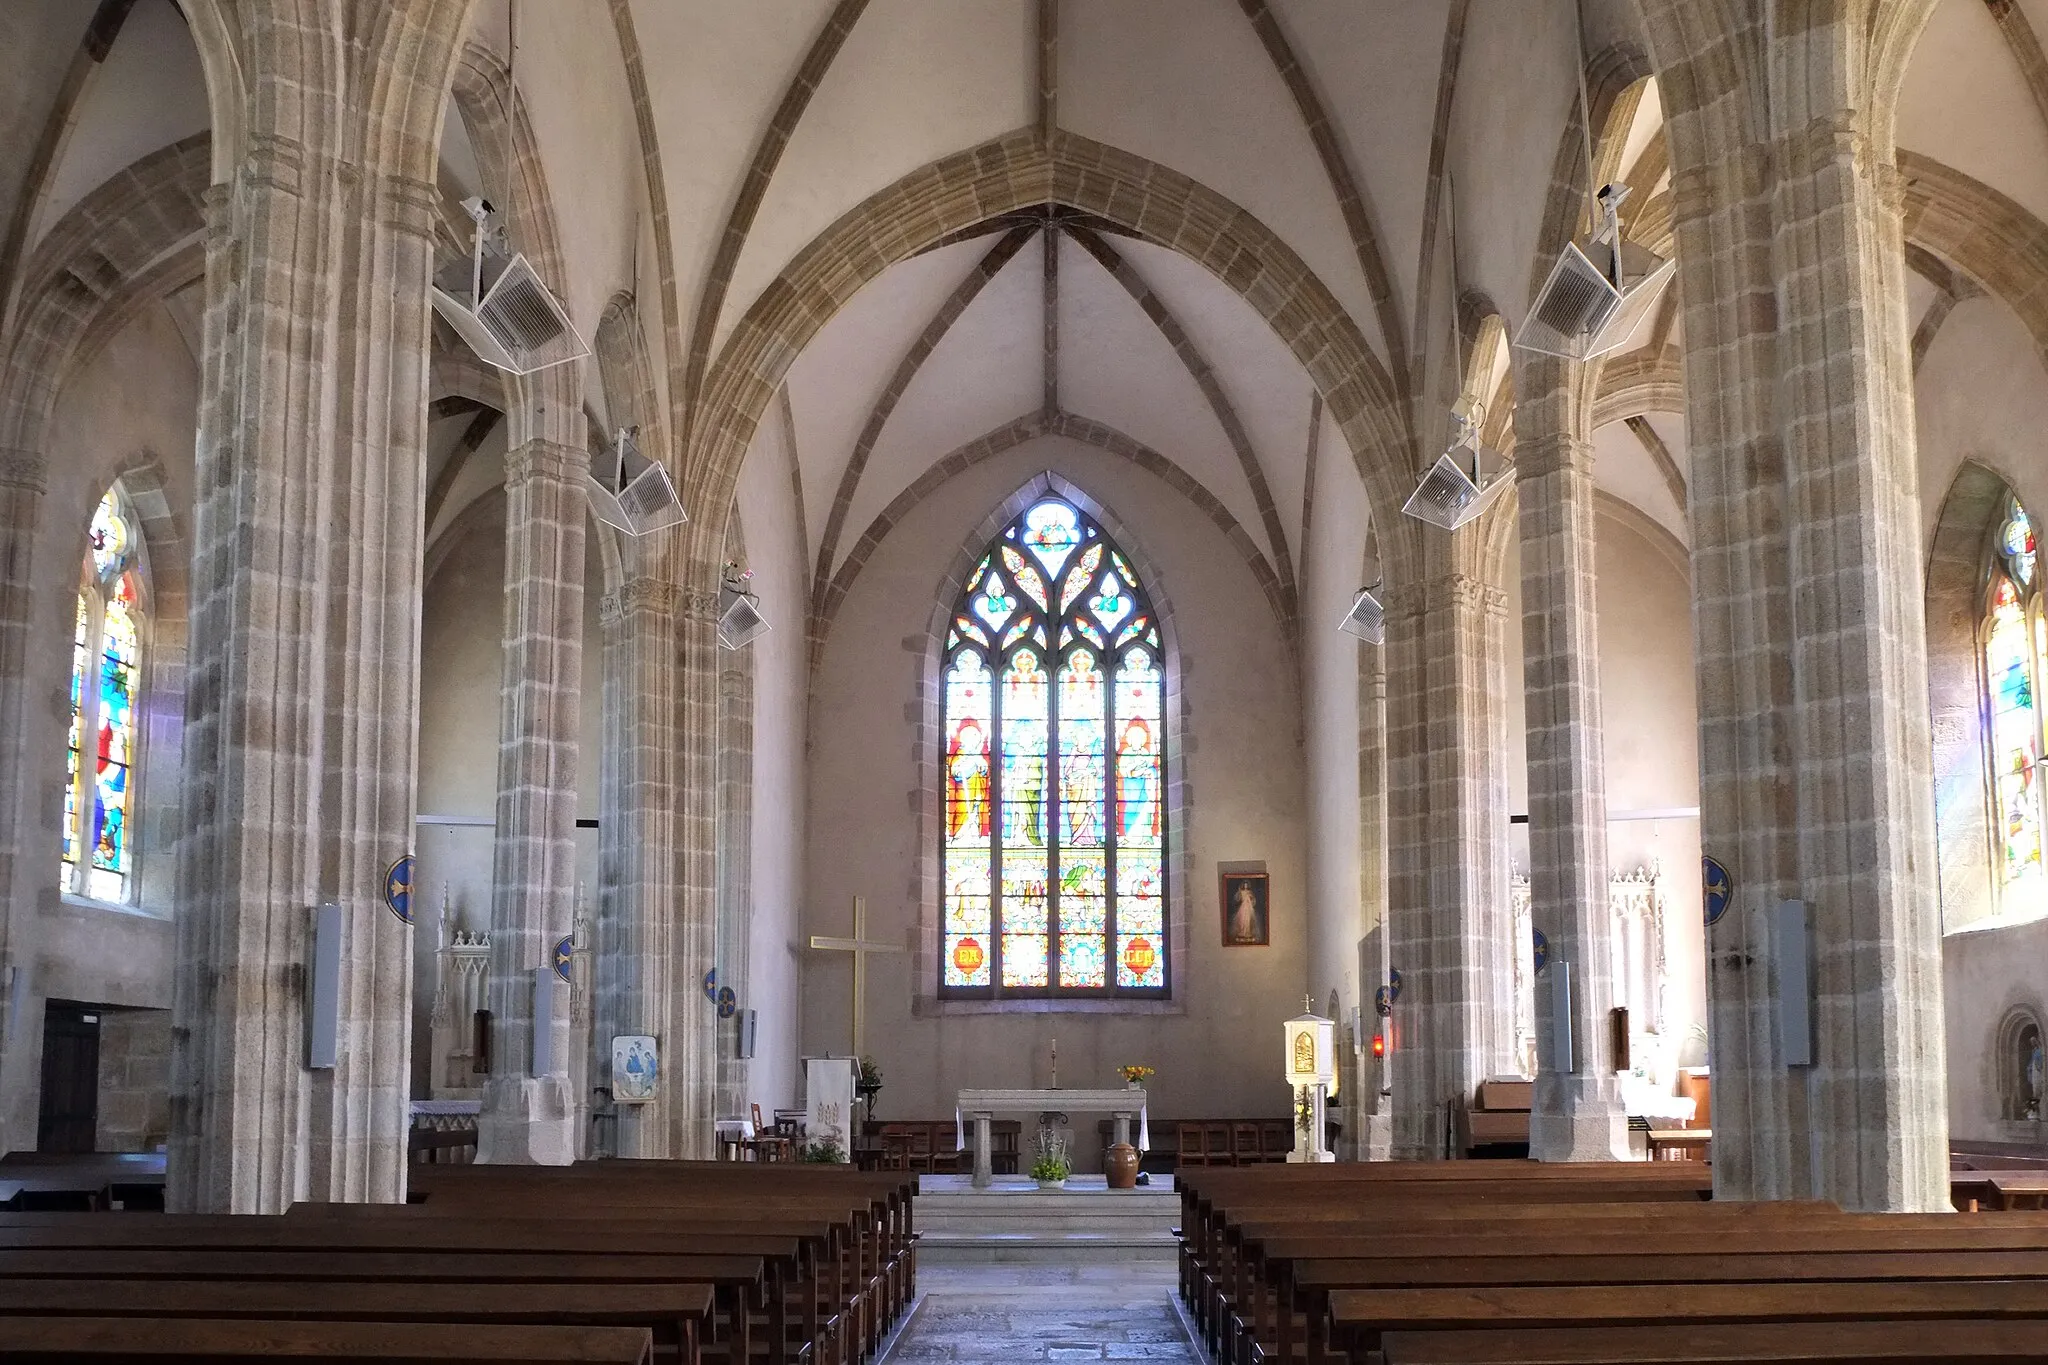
[1513,1,1674,360]
[1338,581,1387,644]
[717,563,771,650]
[430,197,591,376]
[585,426,688,537]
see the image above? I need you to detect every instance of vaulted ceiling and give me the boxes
[6,0,2048,588]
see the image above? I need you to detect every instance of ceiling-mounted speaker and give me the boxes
[430,197,590,376]
[586,427,688,537]
[1338,586,1386,644]
[1513,184,1675,360]
[718,580,771,650]
[1402,450,1510,531]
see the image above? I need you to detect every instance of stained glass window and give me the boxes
[62,487,143,903]
[940,498,1168,997]
[1987,497,2044,912]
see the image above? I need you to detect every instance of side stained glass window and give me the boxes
[62,487,144,903]
[1987,497,2044,911]
[940,498,1168,997]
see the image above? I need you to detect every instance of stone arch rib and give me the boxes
[1065,225,1297,613]
[1901,150,2048,373]
[683,0,874,426]
[809,223,1037,615]
[809,409,1289,671]
[686,127,1413,581]
[1235,0,1411,426]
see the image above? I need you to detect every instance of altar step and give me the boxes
[913,1175,1180,1263]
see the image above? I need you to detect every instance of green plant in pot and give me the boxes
[1029,1127,1071,1188]
[799,1137,846,1164]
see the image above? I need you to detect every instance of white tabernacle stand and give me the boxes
[955,1087,1149,1189]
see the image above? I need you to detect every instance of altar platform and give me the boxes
[914,1173,1180,1264]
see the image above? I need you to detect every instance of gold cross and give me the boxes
[808,897,903,1056]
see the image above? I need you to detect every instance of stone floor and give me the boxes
[883,1264,1201,1363]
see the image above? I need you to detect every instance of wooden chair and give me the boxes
[1232,1123,1261,1167]
[1259,1119,1291,1162]
[1178,1123,1207,1169]
[1204,1123,1233,1167]
[742,1101,793,1163]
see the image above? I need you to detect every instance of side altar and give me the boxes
[956,1088,1150,1189]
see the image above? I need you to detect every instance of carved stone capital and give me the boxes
[599,576,680,626]
[0,450,48,493]
[681,588,723,623]
[503,438,585,487]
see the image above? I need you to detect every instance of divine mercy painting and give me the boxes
[1221,870,1270,947]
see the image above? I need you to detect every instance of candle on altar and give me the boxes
[1052,1036,1058,1089]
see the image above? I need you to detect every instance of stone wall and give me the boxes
[95,1007,170,1153]
[804,434,1309,1139]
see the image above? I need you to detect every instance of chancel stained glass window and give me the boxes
[1986,496,2044,909]
[941,498,1167,997]
[62,487,143,903]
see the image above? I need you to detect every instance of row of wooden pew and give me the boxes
[1177,1161,2048,1365]
[0,1158,915,1364]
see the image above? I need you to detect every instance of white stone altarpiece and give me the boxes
[427,886,594,1143]
[1511,863,1669,1081]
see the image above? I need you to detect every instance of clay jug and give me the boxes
[1105,1142,1140,1190]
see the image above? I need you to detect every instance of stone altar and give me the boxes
[955,1087,1150,1189]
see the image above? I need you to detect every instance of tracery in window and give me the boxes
[1987,498,2043,910]
[940,498,1167,997]
[62,487,144,903]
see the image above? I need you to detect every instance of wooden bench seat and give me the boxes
[0,1315,655,1363]
[0,1280,711,1365]
[1327,1279,2048,1359]
[1379,1319,2048,1365]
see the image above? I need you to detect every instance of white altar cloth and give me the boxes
[955,1087,1151,1154]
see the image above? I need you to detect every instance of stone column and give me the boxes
[170,154,435,1212]
[477,427,586,1166]
[714,649,755,1120]
[1515,358,1628,1161]
[595,573,680,1157]
[665,559,724,1159]
[0,461,44,1156]
[1646,1,1946,1209]
[1356,642,1393,1159]
[1384,558,1516,1158]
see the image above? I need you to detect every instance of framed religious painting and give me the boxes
[1220,870,1270,947]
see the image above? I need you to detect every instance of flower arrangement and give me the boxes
[1116,1064,1156,1086]
[1028,1127,1072,1185]
[799,1137,846,1164]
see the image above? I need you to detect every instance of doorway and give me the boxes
[37,1002,101,1153]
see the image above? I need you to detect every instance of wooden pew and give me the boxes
[0,1217,782,1365]
[1380,1319,2048,1364]
[0,1315,655,1363]
[399,1167,912,1359]
[1327,1279,2048,1361]
[0,1280,711,1365]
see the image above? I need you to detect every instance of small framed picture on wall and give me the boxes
[1220,869,1270,947]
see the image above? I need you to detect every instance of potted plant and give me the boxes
[1029,1127,1072,1189]
[1116,1064,1155,1089]
[799,1137,846,1164]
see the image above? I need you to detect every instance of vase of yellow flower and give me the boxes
[1117,1064,1155,1089]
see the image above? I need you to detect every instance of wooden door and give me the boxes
[37,1003,100,1153]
